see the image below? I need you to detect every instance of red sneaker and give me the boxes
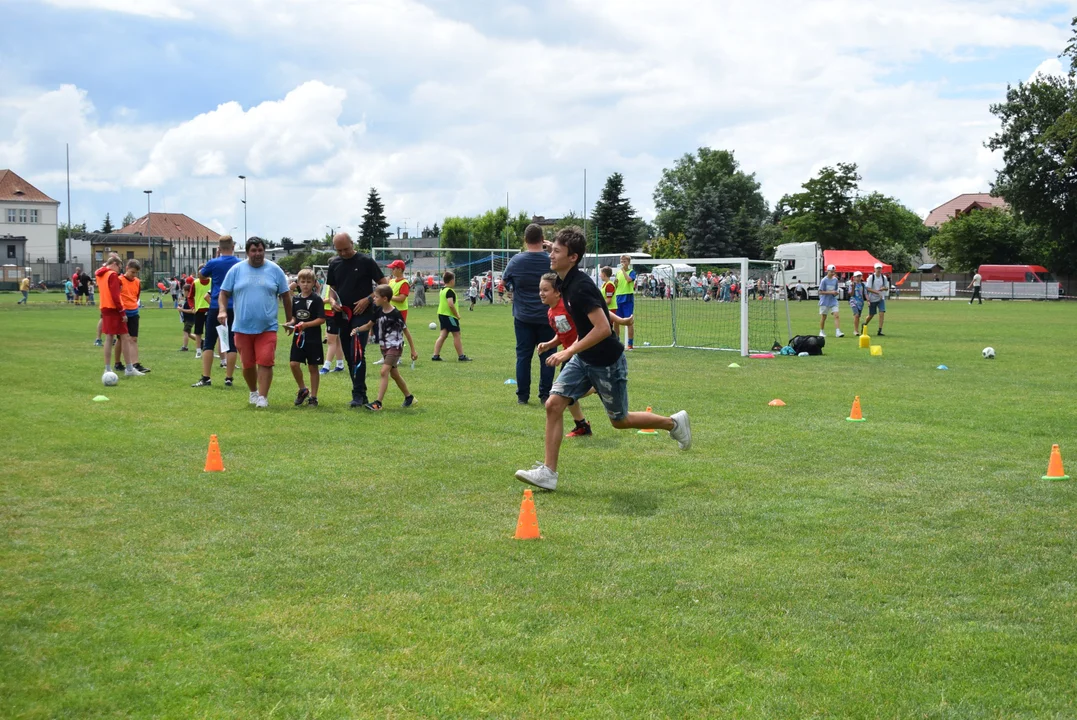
[566,421,592,437]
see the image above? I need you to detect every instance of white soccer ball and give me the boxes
[643,341,651,346]
[102,371,119,386]
[982,347,996,359]
[703,294,711,302]
[429,322,437,330]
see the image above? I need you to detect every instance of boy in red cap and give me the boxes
[387,259,418,360]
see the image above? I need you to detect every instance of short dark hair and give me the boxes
[374,284,393,300]
[245,236,266,252]
[553,226,586,268]
[540,272,560,290]
[443,271,455,284]
[524,223,544,245]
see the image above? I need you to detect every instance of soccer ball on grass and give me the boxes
[429,322,437,330]
[102,371,119,386]
[982,347,996,359]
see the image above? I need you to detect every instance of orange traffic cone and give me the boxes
[204,434,225,472]
[1042,444,1070,481]
[637,406,658,435]
[768,399,786,406]
[514,489,542,539]
[846,396,865,423]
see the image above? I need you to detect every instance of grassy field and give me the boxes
[1,291,1075,718]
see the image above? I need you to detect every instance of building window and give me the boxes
[127,251,135,260]
[30,209,38,223]
[18,209,27,223]
[160,250,167,264]
[7,245,15,259]
[6,209,14,223]
[95,251,103,262]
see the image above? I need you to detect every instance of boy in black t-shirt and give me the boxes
[285,269,326,406]
[353,285,416,410]
[514,227,692,492]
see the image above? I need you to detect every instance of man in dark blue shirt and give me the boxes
[501,223,556,404]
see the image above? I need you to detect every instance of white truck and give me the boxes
[774,241,822,299]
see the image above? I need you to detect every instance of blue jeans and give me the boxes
[514,318,554,402]
[551,354,629,421]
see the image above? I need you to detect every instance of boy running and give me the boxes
[515,227,690,491]
[353,285,417,410]
[431,271,472,362]
[537,272,634,438]
[285,269,325,406]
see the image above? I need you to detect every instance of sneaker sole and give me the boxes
[514,470,556,491]
[673,412,692,450]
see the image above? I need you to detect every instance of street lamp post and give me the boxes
[144,190,153,279]
[238,175,247,241]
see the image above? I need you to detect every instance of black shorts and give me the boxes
[126,313,140,338]
[203,308,236,352]
[289,330,325,365]
[438,313,460,333]
[194,311,206,336]
[326,315,339,335]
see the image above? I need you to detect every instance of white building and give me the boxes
[0,169,60,263]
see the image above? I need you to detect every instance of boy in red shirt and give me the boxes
[95,257,142,376]
[536,272,632,438]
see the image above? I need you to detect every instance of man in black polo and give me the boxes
[326,233,387,407]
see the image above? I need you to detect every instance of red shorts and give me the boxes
[234,331,278,368]
[400,310,408,322]
[101,308,128,336]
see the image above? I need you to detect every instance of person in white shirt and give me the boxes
[862,263,889,336]
[967,272,983,305]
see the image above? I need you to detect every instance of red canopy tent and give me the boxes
[822,250,891,276]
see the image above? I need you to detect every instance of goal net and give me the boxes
[372,246,521,284]
[623,257,790,356]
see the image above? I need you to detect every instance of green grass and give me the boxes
[2,291,1076,718]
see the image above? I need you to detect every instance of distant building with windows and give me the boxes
[0,169,60,262]
[113,212,221,275]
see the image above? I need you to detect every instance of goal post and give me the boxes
[627,257,791,356]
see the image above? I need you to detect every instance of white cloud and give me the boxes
[1029,57,1067,80]
[4,0,1075,240]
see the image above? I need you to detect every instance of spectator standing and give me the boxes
[501,223,555,404]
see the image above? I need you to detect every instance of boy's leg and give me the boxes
[451,331,463,356]
[832,310,841,335]
[308,364,320,397]
[290,361,305,388]
[102,331,113,370]
[569,401,585,423]
[543,395,571,471]
[433,329,447,355]
[377,364,390,402]
[390,366,409,396]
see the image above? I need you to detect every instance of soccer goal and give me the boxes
[372,246,521,283]
[626,257,791,356]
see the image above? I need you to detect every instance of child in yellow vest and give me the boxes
[431,271,472,362]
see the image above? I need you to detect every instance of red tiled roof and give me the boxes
[116,212,221,242]
[924,193,1008,227]
[0,169,59,204]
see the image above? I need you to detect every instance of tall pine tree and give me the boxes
[685,186,735,257]
[100,213,114,234]
[591,172,637,254]
[359,188,390,251]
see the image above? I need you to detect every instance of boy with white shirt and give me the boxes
[818,265,844,338]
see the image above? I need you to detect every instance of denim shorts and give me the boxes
[869,299,886,314]
[551,354,629,421]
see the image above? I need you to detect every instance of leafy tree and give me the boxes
[852,192,935,271]
[280,237,295,251]
[591,172,638,254]
[642,232,687,259]
[276,252,309,274]
[928,207,1045,272]
[653,148,768,253]
[122,211,136,228]
[100,213,114,234]
[779,163,861,249]
[685,186,736,257]
[359,188,390,252]
[986,17,1077,273]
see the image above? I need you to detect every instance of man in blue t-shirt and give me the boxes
[193,235,242,388]
[219,237,292,408]
[818,264,844,338]
[501,223,556,404]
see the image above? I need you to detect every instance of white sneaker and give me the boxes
[220,360,226,368]
[195,349,203,359]
[669,410,692,450]
[124,366,145,377]
[247,391,259,404]
[373,358,384,365]
[835,329,844,338]
[515,461,558,491]
[819,330,826,337]
[255,395,268,408]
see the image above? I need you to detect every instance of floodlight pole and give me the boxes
[144,190,152,277]
[238,175,247,241]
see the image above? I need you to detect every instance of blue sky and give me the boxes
[1,0,1073,240]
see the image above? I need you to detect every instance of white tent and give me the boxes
[649,263,695,279]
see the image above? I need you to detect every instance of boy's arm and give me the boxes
[448,297,460,319]
[537,336,562,353]
[355,320,373,333]
[549,306,612,366]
